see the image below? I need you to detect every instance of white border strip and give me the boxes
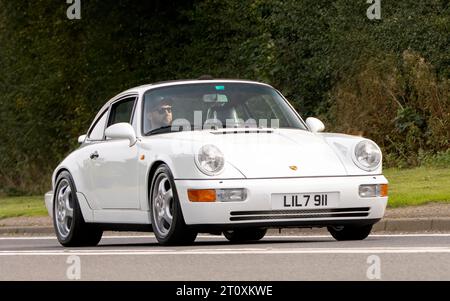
[1,247,450,256]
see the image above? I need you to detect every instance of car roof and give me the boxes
[123,78,273,94]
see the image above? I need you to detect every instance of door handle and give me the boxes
[90,151,99,159]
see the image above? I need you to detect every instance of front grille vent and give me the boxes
[229,207,370,221]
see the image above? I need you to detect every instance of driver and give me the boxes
[146,96,173,130]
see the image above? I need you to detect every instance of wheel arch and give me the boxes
[53,168,73,190]
[146,160,168,205]
[52,167,93,222]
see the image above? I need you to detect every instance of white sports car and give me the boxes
[45,79,388,246]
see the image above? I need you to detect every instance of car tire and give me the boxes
[53,171,103,247]
[223,228,267,243]
[150,164,197,246]
[327,224,373,241]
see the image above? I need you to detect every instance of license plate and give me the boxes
[271,192,339,209]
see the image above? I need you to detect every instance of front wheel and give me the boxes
[327,224,373,241]
[223,228,267,243]
[150,164,197,245]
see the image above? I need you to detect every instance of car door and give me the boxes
[88,95,140,209]
[78,108,109,210]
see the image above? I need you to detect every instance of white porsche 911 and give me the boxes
[45,79,388,246]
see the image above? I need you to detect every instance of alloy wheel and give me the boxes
[55,179,74,239]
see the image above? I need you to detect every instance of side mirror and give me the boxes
[305,117,325,133]
[78,134,87,144]
[105,123,137,147]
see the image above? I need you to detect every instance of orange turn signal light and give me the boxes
[188,189,216,202]
[380,184,388,197]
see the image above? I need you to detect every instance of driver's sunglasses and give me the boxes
[156,106,172,114]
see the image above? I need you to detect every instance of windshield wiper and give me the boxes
[145,125,173,136]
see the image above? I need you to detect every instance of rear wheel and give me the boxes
[53,171,103,247]
[327,224,373,241]
[223,228,267,243]
[150,164,197,245]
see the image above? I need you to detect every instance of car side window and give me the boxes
[88,110,108,141]
[108,97,136,127]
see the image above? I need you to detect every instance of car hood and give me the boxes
[150,128,348,178]
[214,129,348,178]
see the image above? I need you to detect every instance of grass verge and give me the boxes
[384,167,450,207]
[0,196,47,219]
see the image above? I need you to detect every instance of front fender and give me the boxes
[139,138,245,179]
[138,139,245,212]
[319,133,383,175]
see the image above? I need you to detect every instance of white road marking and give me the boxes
[1,233,450,240]
[1,247,450,256]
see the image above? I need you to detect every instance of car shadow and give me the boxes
[94,237,334,248]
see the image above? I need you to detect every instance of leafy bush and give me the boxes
[328,50,449,167]
[419,149,450,168]
[0,1,448,194]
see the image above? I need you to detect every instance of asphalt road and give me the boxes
[0,233,449,281]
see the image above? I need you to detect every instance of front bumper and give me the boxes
[175,175,388,227]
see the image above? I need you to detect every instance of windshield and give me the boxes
[142,82,307,135]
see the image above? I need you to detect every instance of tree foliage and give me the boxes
[0,0,448,194]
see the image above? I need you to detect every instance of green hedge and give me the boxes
[0,0,448,195]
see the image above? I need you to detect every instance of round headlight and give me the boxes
[195,144,225,175]
[353,140,382,171]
